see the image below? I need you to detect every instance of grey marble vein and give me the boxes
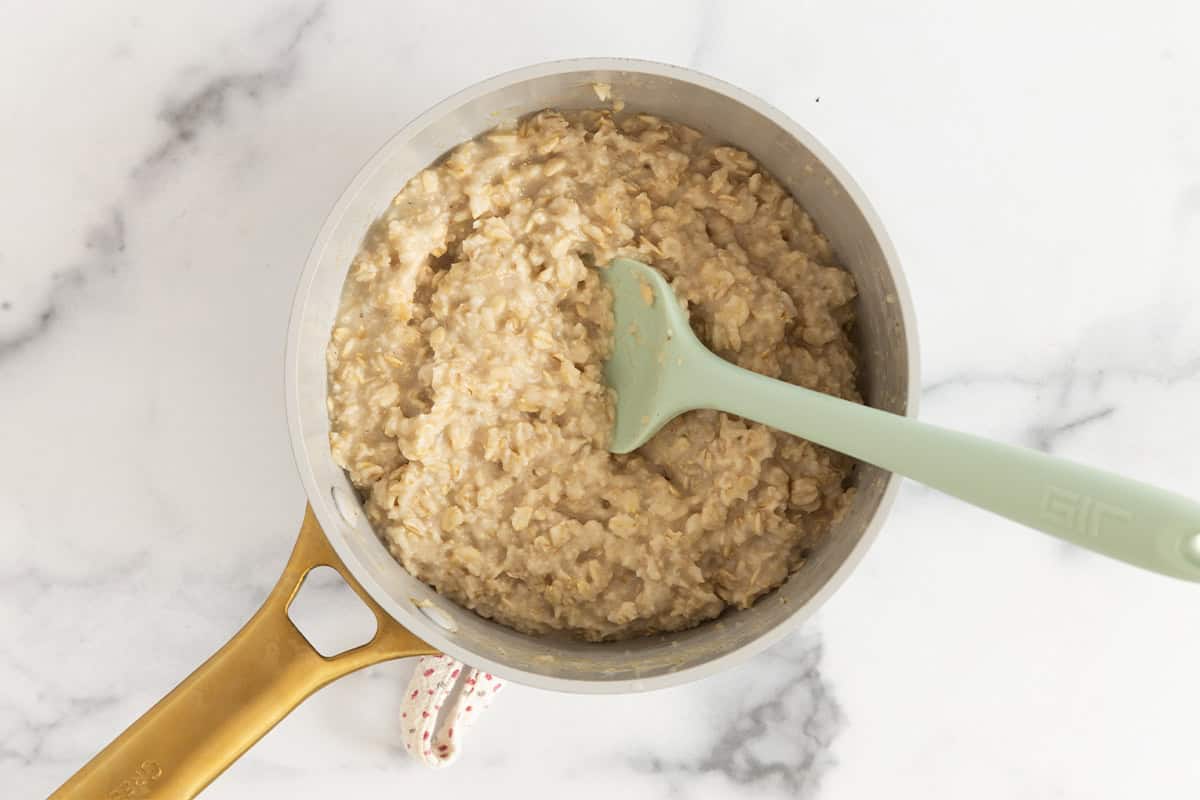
[631,635,842,798]
[0,692,123,768]
[1,552,150,598]
[84,210,126,262]
[134,3,326,184]
[1030,406,1116,453]
[0,305,58,359]
[924,352,1200,453]
[924,353,1200,397]
[0,3,327,364]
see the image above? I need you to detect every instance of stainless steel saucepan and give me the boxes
[51,58,917,798]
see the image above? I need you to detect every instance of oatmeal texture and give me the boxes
[327,110,859,641]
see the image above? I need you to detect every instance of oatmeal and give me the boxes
[326,110,859,641]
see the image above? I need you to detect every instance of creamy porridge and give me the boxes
[326,110,859,641]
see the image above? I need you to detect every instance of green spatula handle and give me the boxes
[685,351,1200,581]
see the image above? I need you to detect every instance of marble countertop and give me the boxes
[4,2,1199,798]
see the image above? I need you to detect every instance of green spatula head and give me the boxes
[599,257,1200,582]
[600,257,711,453]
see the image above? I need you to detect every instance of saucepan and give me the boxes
[50,58,918,798]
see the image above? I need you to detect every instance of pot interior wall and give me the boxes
[289,61,913,689]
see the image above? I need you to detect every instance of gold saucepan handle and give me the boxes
[50,505,437,799]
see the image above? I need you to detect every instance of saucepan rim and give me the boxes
[284,57,921,692]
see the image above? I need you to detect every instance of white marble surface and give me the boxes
[4,2,1199,797]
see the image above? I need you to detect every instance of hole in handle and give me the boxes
[288,566,378,657]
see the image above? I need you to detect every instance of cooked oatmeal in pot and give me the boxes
[326,110,860,641]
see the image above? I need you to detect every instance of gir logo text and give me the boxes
[1040,486,1131,537]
